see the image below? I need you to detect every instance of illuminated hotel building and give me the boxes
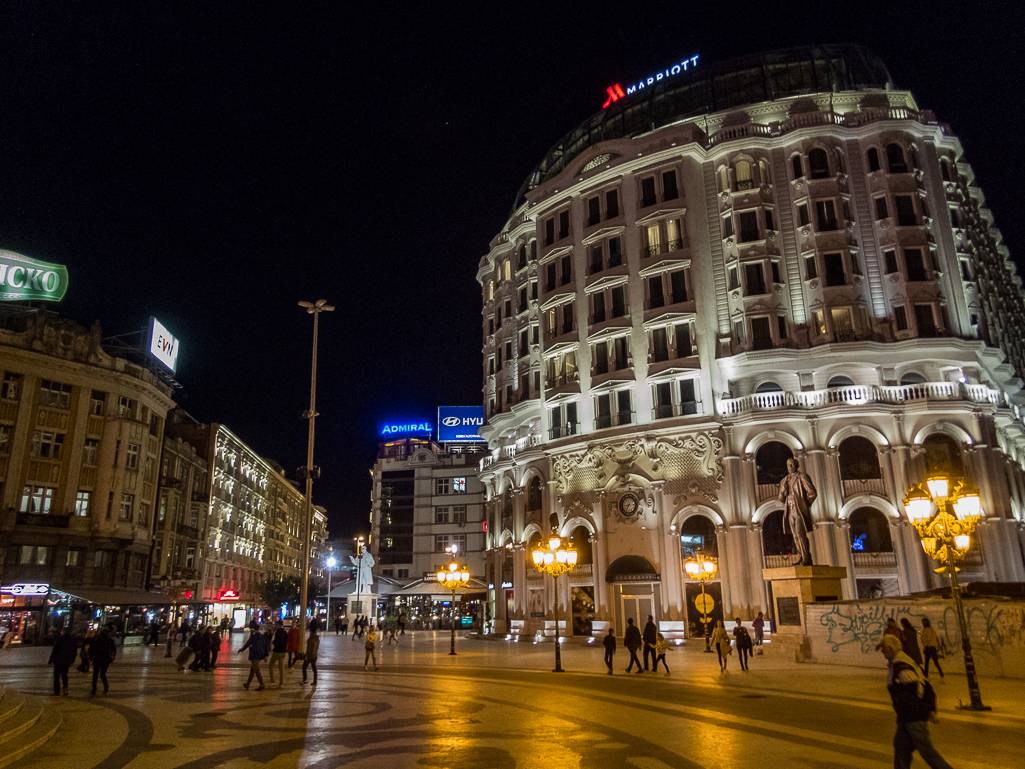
[476,45,1025,638]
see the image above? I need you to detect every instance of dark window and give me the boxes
[595,392,612,428]
[839,437,882,480]
[867,147,881,172]
[652,327,669,361]
[558,210,570,239]
[560,255,572,285]
[894,196,917,226]
[804,255,817,280]
[886,143,907,173]
[875,197,888,220]
[545,263,556,292]
[904,249,927,282]
[670,270,687,303]
[592,293,606,323]
[797,204,810,227]
[518,245,527,269]
[756,441,794,486]
[745,263,767,295]
[617,390,632,424]
[728,267,740,291]
[562,303,574,334]
[662,170,679,201]
[520,328,528,352]
[654,382,673,418]
[791,155,803,179]
[808,148,830,179]
[824,252,846,286]
[640,177,656,207]
[613,337,628,370]
[722,214,734,238]
[770,261,782,283]
[544,218,555,245]
[679,379,697,414]
[849,508,893,553]
[764,208,775,231]
[816,200,838,231]
[738,211,760,242]
[594,341,609,374]
[531,281,538,300]
[675,322,692,357]
[590,244,603,274]
[751,317,773,350]
[884,250,898,274]
[777,315,788,340]
[587,197,601,227]
[894,306,909,331]
[608,237,622,267]
[606,190,620,218]
[648,276,665,308]
[914,304,938,337]
[519,286,527,312]
[610,286,626,317]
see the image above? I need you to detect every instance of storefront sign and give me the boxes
[147,317,181,373]
[217,588,241,601]
[501,581,513,589]
[381,420,432,436]
[1,583,49,596]
[603,54,700,108]
[0,252,68,302]
[437,406,486,442]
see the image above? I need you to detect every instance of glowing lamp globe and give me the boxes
[532,550,543,566]
[925,475,949,500]
[685,561,700,577]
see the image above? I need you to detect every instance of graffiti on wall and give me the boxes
[818,603,935,653]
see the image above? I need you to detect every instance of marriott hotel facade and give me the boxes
[475,45,1025,638]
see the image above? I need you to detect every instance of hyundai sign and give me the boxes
[147,317,180,373]
[437,406,486,442]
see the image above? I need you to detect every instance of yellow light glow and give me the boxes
[955,535,971,550]
[685,561,699,576]
[952,486,981,521]
[436,571,445,582]
[903,485,934,524]
[532,550,543,565]
[549,537,561,550]
[568,550,578,565]
[543,552,554,566]
[703,560,716,574]
[461,571,469,581]
[925,475,949,500]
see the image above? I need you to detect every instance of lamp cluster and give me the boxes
[902,475,983,570]
[684,556,718,581]
[531,537,578,577]
[437,561,470,589]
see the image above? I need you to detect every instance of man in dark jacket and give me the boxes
[877,635,952,769]
[624,617,643,673]
[89,627,117,695]
[269,620,289,686]
[48,627,79,696]
[147,620,160,646]
[602,627,617,674]
[642,615,658,671]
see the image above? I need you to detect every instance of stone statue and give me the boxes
[350,550,376,595]
[777,458,818,566]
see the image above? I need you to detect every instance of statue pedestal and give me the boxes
[347,593,377,622]
[762,565,847,662]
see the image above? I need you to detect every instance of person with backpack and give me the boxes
[876,635,952,769]
[238,622,268,690]
[732,618,753,671]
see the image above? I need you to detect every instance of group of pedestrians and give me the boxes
[606,616,671,675]
[47,624,117,696]
[239,620,323,690]
[176,625,223,671]
[882,616,945,680]
[349,615,371,639]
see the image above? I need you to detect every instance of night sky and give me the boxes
[3,2,1021,540]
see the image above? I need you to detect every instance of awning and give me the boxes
[387,577,489,599]
[52,587,209,606]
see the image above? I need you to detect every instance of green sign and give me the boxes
[0,251,68,302]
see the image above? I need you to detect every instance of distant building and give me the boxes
[476,45,1025,638]
[0,308,176,641]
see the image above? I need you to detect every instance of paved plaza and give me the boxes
[1,630,1022,768]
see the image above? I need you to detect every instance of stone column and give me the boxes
[834,519,857,599]
[715,524,732,616]
[590,531,609,619]
[724,523,753,617]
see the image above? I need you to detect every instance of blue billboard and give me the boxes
[437,406,486,442]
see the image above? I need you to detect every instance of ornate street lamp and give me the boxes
[436,544,469,656]
[902,473,989,711]
[684,555,718,653]
[325,556,337,629]
[297,299,333,645]
[531,536,578,673]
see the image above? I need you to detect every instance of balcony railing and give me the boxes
[652,403,699,420]
[763,553,803,568]
[595,411,634,430]
[549,424,579,440]
[841,478,887,498]
[756,482,779,502]
[852,551,897,568]
[720,382,1002,417]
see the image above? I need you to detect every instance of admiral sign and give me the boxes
[381,420,432,436]
[437,406,486,443]
[0,251,68,302]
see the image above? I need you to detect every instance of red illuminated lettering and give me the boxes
[603,83,626,109]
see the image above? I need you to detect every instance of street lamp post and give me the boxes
[352,536,365,629]
[903,474,990,711]
[325,556,337,629]
[297,299,333,645]
[684,555,718,653]
[436,544,469,656]
[530,536,578,673]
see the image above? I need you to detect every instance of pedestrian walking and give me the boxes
[49,626,78,696]
[387,626,398,645]
[877,635,952,769]
[303,627,320,684]
[351,615,362,641]
[165,621,176,658]
[711,620,731,673]
[78,627,95,672]
[900,617,924,666]
[89,627,117,695]
[733,618,753,671]
[361,615,370,637]
[269,620,288,686]
[624,618,643,673]
[398,612,407,635]
[341,616,348,636]
[146,620,160,646]
[179,618,191,648]
[187,626,206,670]
[286,622,301,667]
[653,632,670,674]
[334,616,342,636]
[919,618,944,680]
[209,626,223,669]
[883,617,901,644]
[364,626,379,671]
[238,622,268,690]
[642,615,658,672]
[602,627,616,674]
[197,627,214,671]
[752,611,765,652]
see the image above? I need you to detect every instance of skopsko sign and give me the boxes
[0,251,68,302]
[603,53,700,108]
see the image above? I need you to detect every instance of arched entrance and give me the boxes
[605,555,660,636]
[678,515,723,638]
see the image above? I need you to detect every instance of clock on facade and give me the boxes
[618,492,639,517]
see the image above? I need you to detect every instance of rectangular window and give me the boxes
[612,336,628,371]
[654,381,673,419]
[2,373,21,400]
[590,244,604,275]
[797,204,810,227]
[894,195,917,226]
[520,328,528,353]
[645,224,661,257]
[670,269,688,303]
[608,237,622,267]
[453,478,466,492]
[587,196,601,226]
[562,303,574,334]
[831,307,855,342]
[74,490,90,516]
[0,425,9,454]
[662,170,679,201]
[31,430,64,460]
[592,293,606,324]
[544,217,555,246]
[94,550,114,568]
[738,211,760,243]
[679,378,698,415]
[815,200,838,231]
[770,261,782,284]
[648,276,665,308]
[453,505,467,525]
[652,327,669,362]
[545,263,556,292]
[915,304,938,337]
[728,266,740,290]
[594,341,609,375]
[436,478,451,495]
[813,310,827,337]
[119,494,134,521]
[751,317,773,350]
[895,306,909,331]
[722,214,734,239]
[744,263,766,296]
[20,486,54,514]
[777,315,788,340]
[875,197,889,220]
[640,176,656,207]
[519,286,527,313]
[117,396,134,417]
[764,208,775,231]
[558,210,570,240]
[606,190,619,219]
[617,390,632,425]
[90,390,106,416]
[560,255,572,285]
[39,379,72,409]
[824,252,846,286]
[595,392,612,429]
[126,443,140,470]
[610,286,626,318]
[674,322,692,358]
[20,545,50,565]
[884,250,898,275]
[67,549,83,567]
[904,248,927,282]
[960,258,973,282]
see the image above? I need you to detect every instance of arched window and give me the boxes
[501,488,513,528]
[838,436,882,480]
[922,434,966,479]
[849,507,893,552]
[758,158,770,187]
[867,147,881,172]
[886,143,907,173]
[525,531,543,567]
[761,510,792,557]
[827,375,855,388]
[900,372,926,385]
[735,159,753,191]
[529,241,537,260]
[569,526,593,564]
[808,148,830,179]
[518,245,527,270]
[679,515,717,560]
[756,441,793,487]
[525,477,543,517]
[755,381,783,393]
[791,154,803,180]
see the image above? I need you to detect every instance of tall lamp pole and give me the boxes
[437,544,469,656]
[325,556,337,628]
[297,299,333,645]
[903,474,990,711]
[531,536,577,673]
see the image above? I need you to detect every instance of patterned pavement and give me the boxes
[2,630,1020,768]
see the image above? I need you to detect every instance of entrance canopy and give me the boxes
[605,555,660,583]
